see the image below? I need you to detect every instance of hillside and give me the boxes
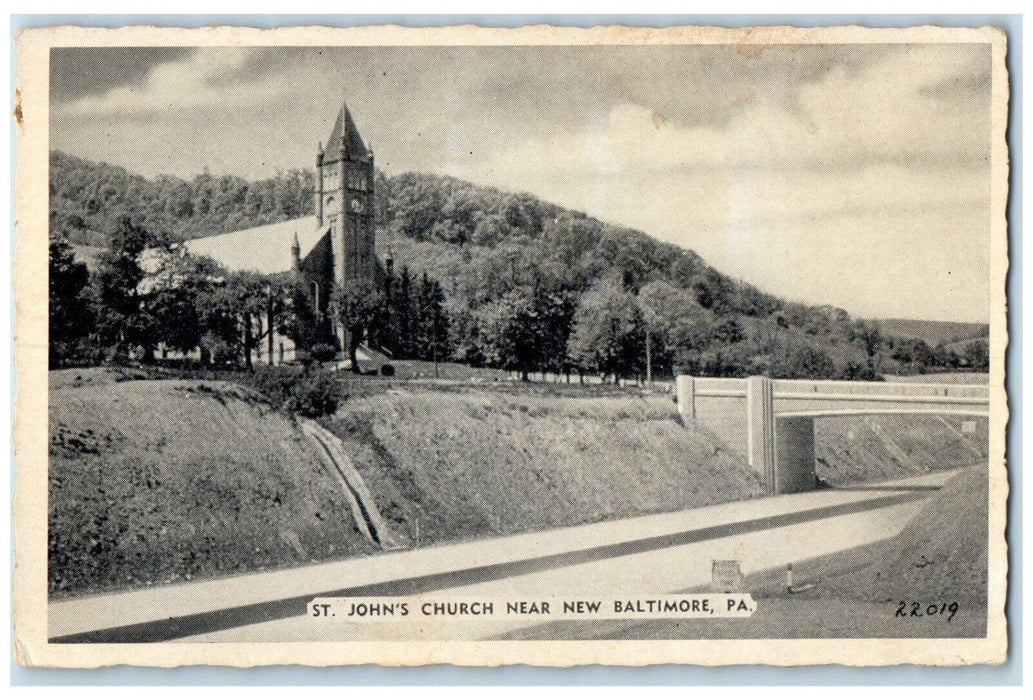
[49,370,769,596]
[48,369,378,595]
[50,370,991,597]
[49,150,314,247]
[878,318,989,347]
[50,151,981,379]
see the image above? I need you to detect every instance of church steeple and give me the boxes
[320,102,369,163]
[312,101,376,358]
[313,101,376,326]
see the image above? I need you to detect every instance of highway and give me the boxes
[48,470,954,643]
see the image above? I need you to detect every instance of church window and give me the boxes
[347,168,368,192]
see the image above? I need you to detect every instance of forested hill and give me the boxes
[49,150,315,247]
[49,150,987,378]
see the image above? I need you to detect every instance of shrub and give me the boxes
[249,365,343,417]
[380,364,395,377]
[309,342,338,364]
[839,361,882,381]
[769,344,837,380]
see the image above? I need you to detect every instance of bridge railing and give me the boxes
[771,378,988,400]
[678,376,989,420]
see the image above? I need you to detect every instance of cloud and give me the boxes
[50,43,993,321]
[50,47,195,104]
[56,49,278,117]
[448,44,991,321]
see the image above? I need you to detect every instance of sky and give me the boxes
[49,43,993,323]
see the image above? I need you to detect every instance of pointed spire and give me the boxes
[290,232,301,272]
[321,101,368,160]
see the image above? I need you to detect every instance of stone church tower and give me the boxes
[185,102,380,365]
[315,102,377,292]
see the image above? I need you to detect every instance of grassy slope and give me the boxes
[48,371,377,596]
[815,414,988,485]
[49,372,770,596]
[821,462,989,603]
[49,370,988,598]
[325,388,767,546]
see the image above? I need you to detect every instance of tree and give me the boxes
[92,216,153,361]
[477,289,539,380]
[769,342,838,380]
[931,341,961,370]
[893,338,934,374]
[143,250,228,358]
[393,265,415,357]
[279,277,335,357]
[413,273,450,365]
[964,339,990,372]
[49,237,95,367]
[201,271,288,370]
[332,278,385,373]
[637,280,698,381]
[533,286,576,377]
[567,275,642,383]
[850,320,884,375]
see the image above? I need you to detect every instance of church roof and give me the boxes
[184,216,328,275]
[321,102,369,161]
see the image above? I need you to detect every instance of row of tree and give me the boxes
[49,153,991,381]
[886,334,989,373]
[51,221,991,380]
[49,217,413,373]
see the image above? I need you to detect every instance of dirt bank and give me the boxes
[48,369,986,598]
[48,374,378,596]
[501,464,990,641]
[49,373,768,595]
[815,415,988,485]
[324,388,768,547]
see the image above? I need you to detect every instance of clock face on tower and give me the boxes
[349,197,364,214]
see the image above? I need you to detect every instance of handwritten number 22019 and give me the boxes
[895,601,959,622]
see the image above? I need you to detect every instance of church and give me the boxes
[183,102,378,365]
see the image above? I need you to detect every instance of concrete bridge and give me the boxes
[675,376,990,494]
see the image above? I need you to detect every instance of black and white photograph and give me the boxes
[13,23,1009,667]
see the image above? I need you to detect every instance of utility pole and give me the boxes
[645,327,652,384]
[266,286,275,366]
[433,305,440,379]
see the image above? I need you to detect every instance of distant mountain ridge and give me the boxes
[877,319,989,346]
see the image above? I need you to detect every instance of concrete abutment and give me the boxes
[675,374,990,495]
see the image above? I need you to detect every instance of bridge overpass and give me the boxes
[675,376,989,494]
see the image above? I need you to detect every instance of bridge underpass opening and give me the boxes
[676,375,990,494]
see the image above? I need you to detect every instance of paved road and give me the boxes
[49,470,954,643]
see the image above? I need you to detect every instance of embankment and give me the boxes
[48,372,378,596]
[49,372,767,595]
[323,387,768,547]
[49,370,987,597]
[815,414,989,485]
